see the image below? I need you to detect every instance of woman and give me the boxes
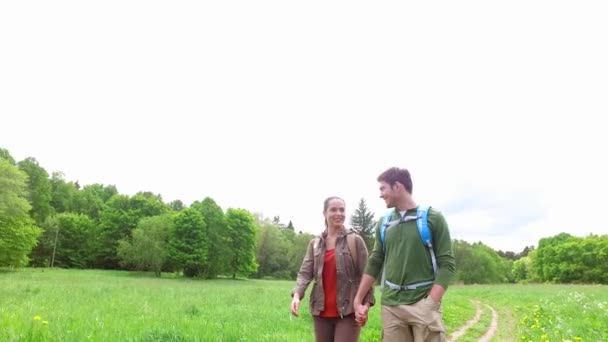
[290,196,375,342]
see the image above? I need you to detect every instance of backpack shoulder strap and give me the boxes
[379,208,396,250]
[416,205,432,247]
[416,205,438,277]
[381,205,439,288]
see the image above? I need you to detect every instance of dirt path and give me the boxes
[477,304,498,342]
[448,300,482,342]
[447,300,499,342]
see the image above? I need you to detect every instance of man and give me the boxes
[354,167,455,342]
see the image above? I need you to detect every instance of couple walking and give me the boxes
[290,167,456,342]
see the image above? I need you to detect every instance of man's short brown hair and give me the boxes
[377,167,413,194]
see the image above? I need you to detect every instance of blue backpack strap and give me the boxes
[379,208,394,290]
[416,205,432,247]
[379,208,395,250]
[416,205,438,277]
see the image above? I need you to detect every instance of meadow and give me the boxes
[1,269,606,341]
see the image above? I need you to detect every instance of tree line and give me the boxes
[1,146,607,284]
[1,147,258,278]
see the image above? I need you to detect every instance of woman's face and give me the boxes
[324,198,346,228]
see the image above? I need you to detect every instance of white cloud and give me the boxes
[1,0,607,252]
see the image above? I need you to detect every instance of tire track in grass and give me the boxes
[477,304,498,342]
[448,300,482,342]
[448,301,499,342]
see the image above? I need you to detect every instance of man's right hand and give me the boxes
[354,303,369,327]
[353,274,376,327]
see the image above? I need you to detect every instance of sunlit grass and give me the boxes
[453,284,608,342]
[1,269,315,341]
[1,269,606,341]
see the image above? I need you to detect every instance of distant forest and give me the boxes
[2,146,607,284]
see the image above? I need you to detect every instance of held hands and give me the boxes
[354,303,369,327]
[290,295,300,317]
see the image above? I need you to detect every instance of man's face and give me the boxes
[379,181,398,208]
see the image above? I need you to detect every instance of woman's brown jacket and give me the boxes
[291,227,375,317]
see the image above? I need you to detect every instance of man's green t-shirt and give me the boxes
[364,206,456,306]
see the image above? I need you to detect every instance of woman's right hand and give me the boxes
[290,295,300,317]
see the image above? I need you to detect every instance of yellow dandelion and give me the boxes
[33,316,41,321]
[573,337,582,341]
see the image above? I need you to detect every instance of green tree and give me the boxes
[0,147,16,164]
[49,171,79,214]
[534,232,576,282]
[169,200,185,212]
[288,231,315,279]
[168,208,207,277]
[512,256,532,283]
[74,183,118,221]
[226,208,258,279]
[517,245,534,259]
[191,197,228,278]
[95,192,168,269]
[0,159,42,267]
[117,214,174,276]
[497,250,518,260]
[17,157,53,225]
[272,216,285,228]
[30,171,81,266]
[349,198,376,251]
[453,240,511,284]
[45,213,96,268]
[280,220,297,244]
[255,219,290,279]
[286,220,294,230]
[533,234,608,284]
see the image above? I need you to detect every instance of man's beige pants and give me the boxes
[381,297,446,342]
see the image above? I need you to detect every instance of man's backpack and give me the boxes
[378,205,438,290]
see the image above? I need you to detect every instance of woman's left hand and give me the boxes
[355,313,368,327]
[290,296,300,317]
[354,303,369,327]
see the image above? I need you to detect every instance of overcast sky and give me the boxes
[2,1,607,252]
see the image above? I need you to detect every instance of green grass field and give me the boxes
[1,269,606,341]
